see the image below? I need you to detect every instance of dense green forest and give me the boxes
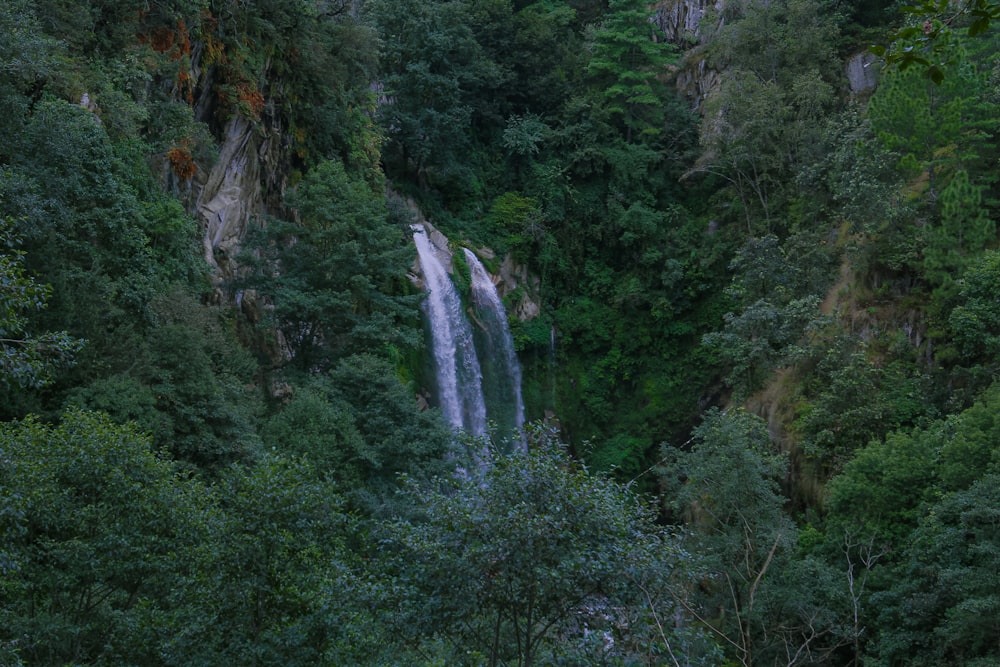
[3,0,1000,664]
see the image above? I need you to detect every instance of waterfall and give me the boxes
[463,248,526,445]
[412,226,488,436]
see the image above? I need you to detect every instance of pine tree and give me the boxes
[585,0,677,143]
[925,169,995,290]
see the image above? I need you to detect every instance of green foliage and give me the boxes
[663,409,788,532]
[0,218,82,388]
[938,384,1000,490]
[0,0,62,89]
[261,381,365,479]
[795,346,936,469]
[874,474,1000,666]
[703,235,831,397]
[0,94,207,425]
[0,409,215,665]
[815,111,922,276]
[708,0,842,87]
[486,191,544,257]
[866,36,1000,340]
[378,429,712,666]
[950,249,1000,361]
[243,160,421,372]
[585,0,678,143]
[826,425,940,547]
[160,455,359,666]
[697,0,842,232]
[502,113,549,157]
[2,97,161,321]
[662,409,844,665]
[262,354,452,508]
[0,410,375,665]
[869,44,999,196]
[67,291,263,471]
[368,0,504,195]
[817,381,1000,663]
[873,0,1000,82]
[12,2,1000,665]
[507,1,581,115]
[925,168,995,293]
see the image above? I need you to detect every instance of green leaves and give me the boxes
[168,455,356,666]
[585,0,677,143]
[950,250,1000,361]
[661,409,838,665]
[243,160,420,372]
[874,474,1000,665]
[702,235,830,397]
[868,41,1000,306]
[0,409,216,664]
[924,169,995,293]
[0,218,82,389]
[0,0,62,88]
[378,432,694,665]
[368,0,502,193]
[0,410,372,665]
[875,0,1000,82]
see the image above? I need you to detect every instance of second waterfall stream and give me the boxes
[463,248,526,444]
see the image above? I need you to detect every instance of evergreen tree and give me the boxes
[925,169,995,291]
[243,160,420,373]
[586,0,678,143]
[0,410,216,664]
[662,409,846,665]
[0,218,82,389]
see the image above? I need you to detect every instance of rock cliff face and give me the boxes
[168,42,293,300]
[653,0,724,110]
[653,0,722,44]
[657,1,881,112]
[845,51,880,101]
[196,116,262,283]
[674,55,722,112]
[497,255,541,321]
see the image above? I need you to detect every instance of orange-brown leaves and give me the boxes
[167,143,197,180]
[236,83,265,120]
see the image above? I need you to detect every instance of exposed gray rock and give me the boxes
[653,0,723,45]
[196,116,262,283]
[653,0,725,111]
[497,255,541,321]
[78,92,100,116]
[846,51,880,99]
[675,55,722,111]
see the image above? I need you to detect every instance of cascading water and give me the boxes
[463,248,526,446]
[412,226,488,437]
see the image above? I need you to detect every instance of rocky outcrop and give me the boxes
[196,116,262,283]
[654,0,725,111]
[497,255,541,321]
[186,110,289,297]
[674,55,722,111]
[653,0,723,45]
[846,51,880,101]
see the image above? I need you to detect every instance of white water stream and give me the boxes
[412,226,488,436]
[463,248,525,446]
